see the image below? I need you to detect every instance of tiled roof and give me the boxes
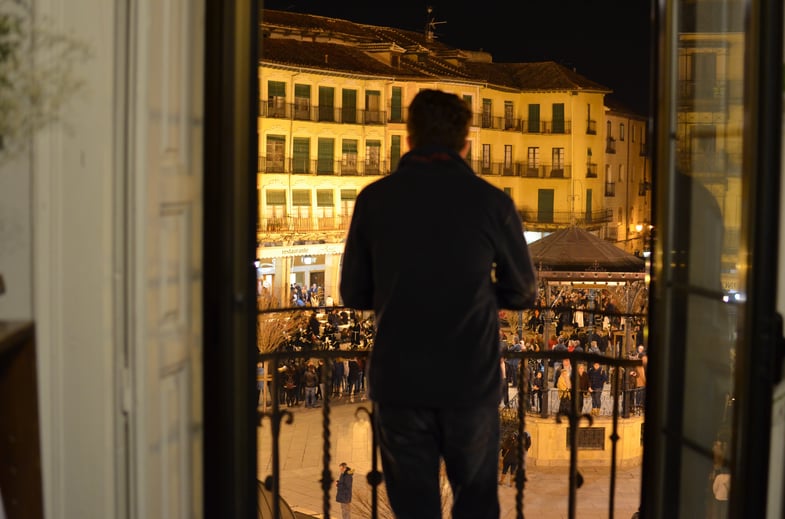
[261,38,421,78]
[261,9,612,93]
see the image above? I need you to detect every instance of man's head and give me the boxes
[406,89,472,153]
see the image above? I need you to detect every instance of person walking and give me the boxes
[340,88,538,519]
[335,462,353,519]
[588,361,608,416]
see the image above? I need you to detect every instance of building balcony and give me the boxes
[473,161,572,179]
[606,137,617,154]
[259,215,352,234]
[258,156,391,177]
[519,209,613,227]
[259,100,389,125]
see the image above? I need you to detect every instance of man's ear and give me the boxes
[459,139,470,159]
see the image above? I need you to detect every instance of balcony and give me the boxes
[479,114,522,131]
[473,161,572,179]
[678,79,744,109]
[605,182,616,197]
[255,304,645,518]
[586,163,598,178]
[586,120,597,135]
[258,156,391,176]
[606,137,616,154]
[259,215,350,233]
[259,100,388,126]
[519,209,613,227]
[676,151,741,182]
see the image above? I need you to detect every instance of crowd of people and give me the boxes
[499,324,647,417]
[264,356,368,409]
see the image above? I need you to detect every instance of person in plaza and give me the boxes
[630,353,647,412]
[256,360,265,407]
[303,363,319,408]
[340,88,537,519]
[557,362,573,415]
[588,361,608,416]
[335,462,354,519]
[498,431,519,487]
[498,430,531,487]
[530,369,544,413]
[576,363,590,413]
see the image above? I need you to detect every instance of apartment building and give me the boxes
[257,9,644,305]
[604,100,652,254]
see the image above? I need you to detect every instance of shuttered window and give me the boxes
[319,86,335,121]
[268,81,285,98]
[266,189,286,205]
[390,135,401,171]
[528,104,541,133]
[317,138,334,173]
[292,138,310,173]
[317,190,334,207]
[342,89,357,123]
[292,190,311,206]
[390,86,403,122]
[552,103,565,133]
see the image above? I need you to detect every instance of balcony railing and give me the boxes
[605,182,616,197]
[606,137,616,154]
[259,215,352,233]
[258,156,391,176]
[472,161,572,179]
[675,151,742,180]
[519,208,613,226]
[678,79,744,105]
[256,304,645,519]
[586,120,597,135]
[586,163,598,178]
[259,100,388,125]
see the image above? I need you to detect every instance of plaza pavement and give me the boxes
[257,394,641,519]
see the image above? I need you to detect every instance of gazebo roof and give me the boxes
[529,227,645,280]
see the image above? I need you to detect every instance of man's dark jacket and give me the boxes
[340,147,537,407]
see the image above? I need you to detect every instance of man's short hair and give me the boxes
[406,89,472,151]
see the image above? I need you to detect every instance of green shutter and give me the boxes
[528,104,540,133]
[292,138,310,173]
[266,189,286,205]
[537,189,554,223]
[342,89,357,123]
[342,140,358,153]
[340,189,357,200]
[294,84,310,98]
[317,189,334,206]
[552,103,565,133]
[292,190,311,206]
[317,138,334,173]
[390,135,401,171]
[319,86,334,121]
[268,81,286,98]
[391,87,402,122]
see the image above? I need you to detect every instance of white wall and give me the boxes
[29,0,121,517]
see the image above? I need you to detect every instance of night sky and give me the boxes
[261,1,654,116]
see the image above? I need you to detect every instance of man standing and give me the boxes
[335,462,353,519]
[340,89,537,519]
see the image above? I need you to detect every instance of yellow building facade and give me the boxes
[257,10,649,305]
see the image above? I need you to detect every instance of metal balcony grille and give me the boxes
[256,305,645,519]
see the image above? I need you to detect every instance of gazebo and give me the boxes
[527,226,647,355]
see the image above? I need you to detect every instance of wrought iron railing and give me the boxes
[256,304,645,519]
